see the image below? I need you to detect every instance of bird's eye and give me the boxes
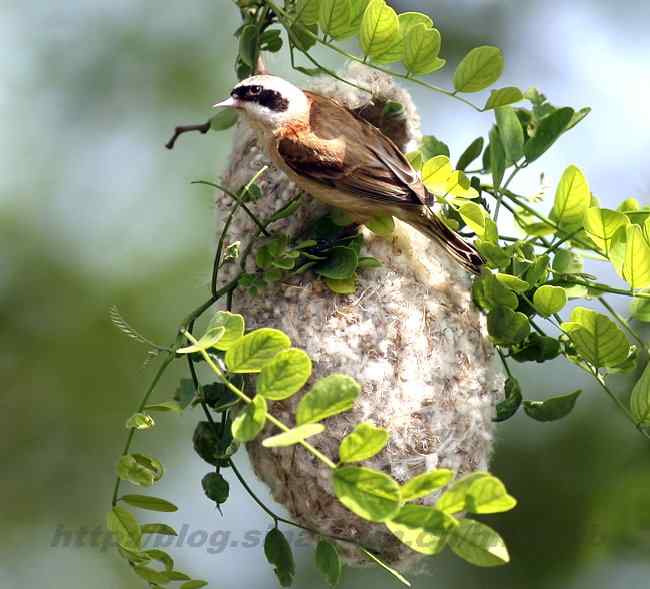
[249,85,262,96]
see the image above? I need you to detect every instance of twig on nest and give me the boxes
[165,121,211,150]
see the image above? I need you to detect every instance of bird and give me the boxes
[213,74,485,274]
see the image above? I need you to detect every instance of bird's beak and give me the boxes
[212,97,238,108]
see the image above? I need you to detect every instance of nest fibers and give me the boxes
[215,63,504,570]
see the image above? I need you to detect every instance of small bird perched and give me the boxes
[213,75,484,274]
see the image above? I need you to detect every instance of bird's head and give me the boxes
[213,75,309,131]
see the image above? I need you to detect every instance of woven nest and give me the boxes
[215,63,504,570]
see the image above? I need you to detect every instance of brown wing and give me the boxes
[277,92,428,207]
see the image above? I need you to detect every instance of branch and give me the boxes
[165,120,211,150]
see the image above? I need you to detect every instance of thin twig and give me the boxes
[165,121,211,150]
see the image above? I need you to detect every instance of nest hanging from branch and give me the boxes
[215,63,504,570]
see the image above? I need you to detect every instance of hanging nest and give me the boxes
[215,63,504,570]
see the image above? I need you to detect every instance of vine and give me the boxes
[107,1,650,588]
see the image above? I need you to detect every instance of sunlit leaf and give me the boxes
[231,395,267,442]
[447,520,510,566]
[561,307,630,369]
[533,285,567,316]
[401,469,453,501]
[296,374,360,424]
[333,465,401,522]
[262,423,325,447]
[225,328,291,373]
[339,422,389,463]
[359,0,399,59]
[484,87,523,110]
[453,46,504,93]
[107,506,141,551]
[495,106,524,163]
[550,165,590,228]
[630,361,650,426]
[386,504,456,555]
[622,224,650,289]
[583,207,629,256]
[403,24,444,75]
[319,0,352,39]
[365,215,395,236]
[256,348,312,400]
[126,412,155,430]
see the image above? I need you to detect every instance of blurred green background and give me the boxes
[2,1,650,587]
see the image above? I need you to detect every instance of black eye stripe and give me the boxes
[231,85,289,112]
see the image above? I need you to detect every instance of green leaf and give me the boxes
[295,0,320,25]
[107,506,141,551]
[144,400,183,413]
[315,539,342,588]
[141,523,178,536]
[475,240,512,269]
[231,395,267,442]
[456,137,484,171]
[319,0,352,39]
[421,155,452,192]
[373,11,432,64]
[126,412,155,430]
[550,165,590,228]
[168,571,191,581]
[421,135,450,160]
[180,581,209,589]
[484,87,523,110]
[256,348,312,400]
[495,106,524,163]
[296,374,361,424]
[133,565,171,585]
[401,469,453,501]
[120,495,178,512]
[325,275,358,294]
[359,548,411,586]
[552,249,584,274]
[117,454,163,487]
[365,214,395,236]
[489,126,505,191]
[523,390,582,422]
[622,224,650,289]
[494,376,522,421]
[630,361,650,426]
[238,24,257,68]
[458,202,489,237]
[201,472,230,504]
[524,107,574,163]
[333,465,401,522]
[453,46,504,93]
[495,272,529,293]
[315,246,358,279]
[265,528,295,587]
[436,474,482,514]
[176,326,225,354]
[583,207,630,256]
[561,307,630,369]
[464,477,517,514]
[357,256,382,269]
[360,0,399,59]
[510,334,561,363]
[448,520,510,567]
[631,296,650,323]
[386,504,456,555]
[403,24,444,75]
[209,109,238,131]
[472,271,518,312]
[173,378,195,409]
[525,253,550,287]
[339,422,389,463]
[487,306,530,346]
[533,285,567,316]
[206,311,245,351]
[225,328,291,373]
[144,549,174,572]
[262,423,325,447]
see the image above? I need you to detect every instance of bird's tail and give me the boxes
[409,209,485,275]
